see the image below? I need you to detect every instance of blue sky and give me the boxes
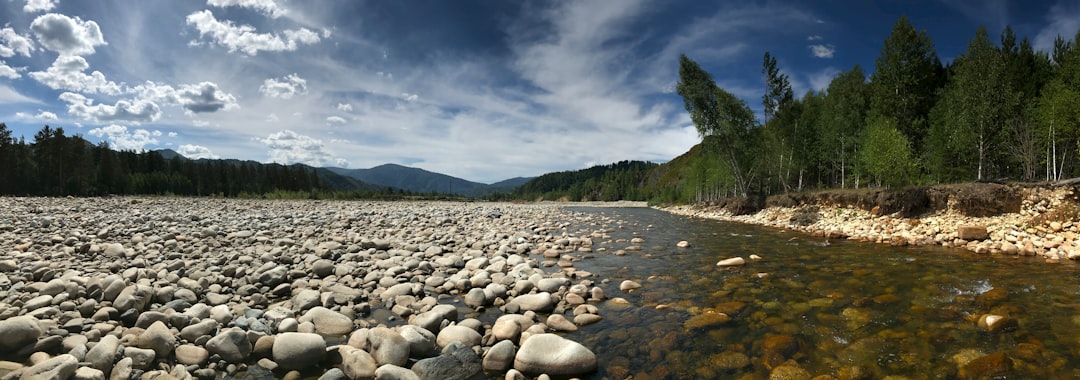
[0,0,1077,183]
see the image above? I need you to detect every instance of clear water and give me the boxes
[558,207,1080,379]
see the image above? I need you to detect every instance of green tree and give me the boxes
[762,51,793,125]
[821,65,870,188]
[859,116,918,187]
[928,27,1017,181]
[1036,79,1080,180]
[869,16,943,153]
[677,54,760,197]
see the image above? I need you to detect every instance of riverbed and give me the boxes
[573,206,1080,379]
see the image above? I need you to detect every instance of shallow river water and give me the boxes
[558,207,1080,379]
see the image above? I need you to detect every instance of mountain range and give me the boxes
[156,150,532,196]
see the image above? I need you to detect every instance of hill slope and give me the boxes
[327,164,528,197]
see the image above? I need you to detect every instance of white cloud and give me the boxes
[17,110,59,120]
[325,116,346,125]
[30,13,106,56]
[23,0,59,13]
[168,132,178,137]
[207,0,286,18]
[191,119,210,127]
[266,113,279,122]
[88,124,160,151]
[259,73,307,98]
[807,35,822,41]
[809,44,835,58]
[60,92,162,123]
[178,144,220,159]
[1,27,35,57]
[185,10,321,56]
[807,67,840,92]
[130,81,239,114]
[401,93,418,102]
[257,129,348,167]
[177,82,238,113]
[1035,2,1080,54]
[29,55,123,94]
[0,62,20,79]
[336,103,352,112]
[0,84,41,103]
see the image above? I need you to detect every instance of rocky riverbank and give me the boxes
[0,197,632,380]
[662,184,1080,263]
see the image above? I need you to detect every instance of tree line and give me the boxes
[675,17,1080,202]
[0,123,322,197]
[511,160,658,201]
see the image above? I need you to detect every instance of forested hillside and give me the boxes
[512,160,658,201]
[656,18,1080,204]
[0,123,386,198]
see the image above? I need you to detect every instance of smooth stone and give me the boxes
[978,314,1019,333]
[436,325,482,348]
[20,354,77,379]
[510,293,553,312]
[338,346,378,380]
[72,366,106,380]
[546,314,578,332]
[123,346,156,369]
[514,334,597,376]
[463,288,487,308]
[205,328,252,363]
[536,278,568,293]
[273,332,327,370]
[312,259,335,278]
[175,344,209,365]
[0,316,42,354]
[409,305,457,334]
[368,327,410,367]
[716,257,746,267]
[179,319,218,342]
[301,307,354,336]
[397,325,436,358]
[138,321,176,358]
[483,340,516,372]
[113,285,154,313]
[292,289,322,311]
[684,311,732,329]
[374,364,421,380]
[573,314,602,326]
[110,357,133,380]
[618,280,641,292]
[492,314,532,342]
[84,335,120,373]
[411,343,483,380]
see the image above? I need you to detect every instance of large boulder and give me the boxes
[514,334,597,376]
[300,307,354,336]
[338,346,377,380]
[482,340,516,372]
[368,327,410,367]
[510,292,553,312]
[0,316,42,355]
[436,325,482,348]
[411,343,483,380]
[19,354,77,379]
[272,332,326,370]
[138,321,176,358]
[205,328,252,363]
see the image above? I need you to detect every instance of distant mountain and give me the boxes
[327,164,531,197]
[153,149,381,192]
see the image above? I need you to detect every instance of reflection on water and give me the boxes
[562,207,1080,379]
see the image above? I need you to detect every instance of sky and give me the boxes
[1,0,1078,183]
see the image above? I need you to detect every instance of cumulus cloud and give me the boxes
[1,27,35,57]
[257,129,348,167]
[14,110,57,120]
[129,81,238,114]
[177,82,238,113]
[60,92,162,123]
[259,73,307,98]
[326,116,346,125]
[809,44,835,58]
[30,13,106,56]
[88,124,160,151]
[29,55,123,94]
[177,144,220,159]
[23,0,59,13]
[207,0,286,18]
[401,93,419,102]
[336,103,352,112]
[1035,2,1080,53]
[0,62,19,79]
[185,10,321,55]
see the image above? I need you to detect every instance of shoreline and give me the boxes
[659,185,1080,264]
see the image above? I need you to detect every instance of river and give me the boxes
[559,206,1080,379]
